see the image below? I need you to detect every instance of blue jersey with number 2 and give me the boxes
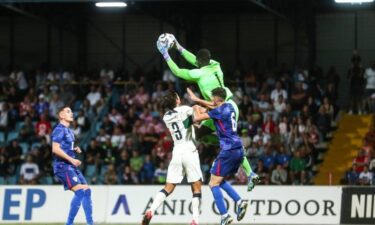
[208,103,243,151]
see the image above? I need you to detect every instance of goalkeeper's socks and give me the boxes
[241,156,253,177]
[82,189,94,225]
[211,186,227,215]
[149,189,169,213]
[220,181,241,203]
[66,189,84,225]
[192,193,201,223]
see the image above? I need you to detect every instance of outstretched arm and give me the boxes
[166,58,201,81]
[192,105,211,122]
[172,38,198,67]
[187,88,215,109]
[157,39,201,81]
[181,49,198,67]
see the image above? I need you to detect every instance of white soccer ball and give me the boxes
[158,33,175,49]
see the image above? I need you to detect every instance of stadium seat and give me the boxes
[16,122,25,131]
[0,177,6,184]
[31,142,41,150]
[85,165,98,180]
[6,131,19,142]
[19,142,30,154]
[95,122,102,132]
[40,176,53,185]
[7,176,17,184]
[0,132,5,143]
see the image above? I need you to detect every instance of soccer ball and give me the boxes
[157,33,175,49]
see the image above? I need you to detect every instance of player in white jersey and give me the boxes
[142,91,203,225]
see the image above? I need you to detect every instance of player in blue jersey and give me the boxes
[52,106,94,225]
[193,87,248,225]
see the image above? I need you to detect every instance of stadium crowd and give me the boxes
[0,54,374,186]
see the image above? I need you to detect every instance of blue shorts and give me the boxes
[54,165,87,190]
[210,148,244,177]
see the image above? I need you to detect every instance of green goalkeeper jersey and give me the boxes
[166,49,233,101]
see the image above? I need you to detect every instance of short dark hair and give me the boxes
[196,49,211,64]
[161,91,178,110]
[57,105,70,119]
[211,87,226,100]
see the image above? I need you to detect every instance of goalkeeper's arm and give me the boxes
[180,49,198,67]
[166,58,201,82]
[173,39,198,67]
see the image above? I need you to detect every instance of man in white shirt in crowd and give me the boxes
[364,61,375,113]
[86,85,101,106]
[359,165,373,185]
[270,81,288,103]
[20,155,40,184]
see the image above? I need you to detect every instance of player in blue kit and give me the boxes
[193,87,248,225]
[52,106,94,225]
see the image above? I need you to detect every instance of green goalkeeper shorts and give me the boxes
[201,98,239,131]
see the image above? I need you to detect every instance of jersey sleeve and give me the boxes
[208,107,222,120]
[180,106,194,128]
[181,49,198,67]
[52,127,65,144]
[181,105,194,116]
[166,58,203,81]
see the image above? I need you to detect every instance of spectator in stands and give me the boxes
[276,145,291,168]
[86,85,101,107]
[271,81,288,102]
[260,147,275,171]
[109,108,123,125]
[104,164,118,185]
[291,82,307,111]
[5,140,22,175]
[141,155,155,184]
[10,68,28,95]
[19,96,34,119]
[34,94,49,116]
[359,165,373,185]
[49,93,64,119]
[353,149,368,173]
[263,114,276,135]
[130,150,144,177]
[120,166,139,184]
[97,128,110,144]
[151,83,166,103]
[241,129,251,149]
[35,113,52,143]
[37,137,52,175]
[111,127,126,149]
[0,103,10,132]
[19,155,39,185]
[154,161,167,184]
[364,60,375,113]
[344,165,359,185]
[0,148,8,182]
[315,106,331,137]
[100,65,115,82]
[133,85,149,108]
[271,164,288,185]
[255,160,269,185]
[289,150,306,184]
[72,121,81,137]
[76,110,90,131]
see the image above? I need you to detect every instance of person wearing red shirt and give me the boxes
[35,113,52,142]
[262,115,276,134]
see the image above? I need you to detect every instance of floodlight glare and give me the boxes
[95,2,127,7]
[335,0,374,3]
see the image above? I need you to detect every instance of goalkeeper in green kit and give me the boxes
[156,34,259,191]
